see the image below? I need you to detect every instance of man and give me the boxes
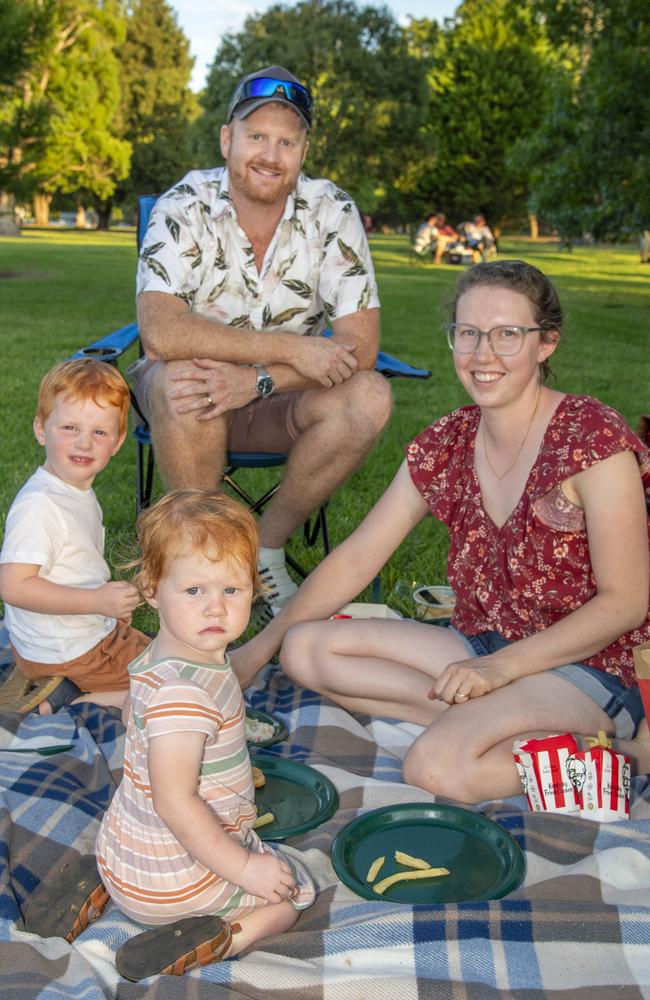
[134,66,391,613]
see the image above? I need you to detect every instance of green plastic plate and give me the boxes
[250,754,339,841]
[0,744,74,756]
[331,803,525,903]
[245,707,289,748]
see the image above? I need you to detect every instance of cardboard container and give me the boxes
[513,733,581,813]
[632,639,650,723]
[570,743,630,822]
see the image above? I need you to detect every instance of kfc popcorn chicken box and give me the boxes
[570,732,630,822]
[632,640,650,723]
[513,733,580,813]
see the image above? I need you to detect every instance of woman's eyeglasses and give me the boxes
[447,324,543,356]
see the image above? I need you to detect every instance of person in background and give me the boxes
[432,212,459,264]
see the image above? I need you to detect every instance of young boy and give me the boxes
[0,359,150,714]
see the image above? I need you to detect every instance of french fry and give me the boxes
[252,811,275,829]
[365,856,385,882]
[373,866,449,895]
[394,850,431,870]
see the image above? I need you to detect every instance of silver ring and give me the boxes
[206,394,213,406]
[454,691,469,702]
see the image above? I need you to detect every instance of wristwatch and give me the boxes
[253,364,274,398]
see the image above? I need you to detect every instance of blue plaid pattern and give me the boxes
[1,640,649,997]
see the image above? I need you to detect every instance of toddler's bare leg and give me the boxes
[228,901,299,956]
[71,689,129,710]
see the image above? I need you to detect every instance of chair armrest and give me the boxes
[70,322,141,363]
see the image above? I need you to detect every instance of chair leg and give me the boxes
[137,439,156,514]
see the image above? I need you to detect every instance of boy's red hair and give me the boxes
[36,359,130,436]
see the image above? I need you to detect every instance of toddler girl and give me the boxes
[96,489,315,979]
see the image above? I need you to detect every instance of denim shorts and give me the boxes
[449,627,644,739]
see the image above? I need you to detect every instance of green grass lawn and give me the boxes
[0,228,647,629]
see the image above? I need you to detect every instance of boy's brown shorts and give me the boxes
[11,621,151,692]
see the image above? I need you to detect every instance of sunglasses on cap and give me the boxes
[230,77,313,120]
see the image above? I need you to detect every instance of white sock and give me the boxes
[258,546,285,570]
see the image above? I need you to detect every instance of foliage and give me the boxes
[403,0,553,228]
[0,0,131,203]
[514,0,650,240]
[194,0,429,216]
[94,0,198,224]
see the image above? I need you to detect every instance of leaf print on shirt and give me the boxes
[141,241,166,258]
[172,183,197,197]
[323,301,336,320]
[214,237,226,270]
[282,279,313,299]
[241,271,258,295]
[174,290,194,306]
[323,231,337,249]
[337,238,367,277]
[357,282,371,311]
[181,243,203,269]
[277,252,297,279]
[142,255,171,285]
[304,310,324,329]
[292,216,306,237]
[333,187,352,203]
[165,216,181,242]
[206,275,228,302]
[229,315,250,328]
[263,306,308,327]
[293,196,309,212]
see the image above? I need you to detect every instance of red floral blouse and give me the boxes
[406,395,650,686]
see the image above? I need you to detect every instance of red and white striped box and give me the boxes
[571,744,630,822]
[513,733,580,813]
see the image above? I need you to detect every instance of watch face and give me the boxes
[256,369,274,397]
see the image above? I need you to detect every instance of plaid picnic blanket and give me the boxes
[1,624,649,999]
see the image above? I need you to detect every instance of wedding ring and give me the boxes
[454,691,469,702]
[206,394,213,405]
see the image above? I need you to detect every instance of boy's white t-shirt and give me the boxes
[0,466,116,662]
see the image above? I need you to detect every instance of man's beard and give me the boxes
[227,159,295,207]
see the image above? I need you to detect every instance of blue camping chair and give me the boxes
[73,195,431,578]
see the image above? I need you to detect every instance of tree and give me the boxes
[92,0,198,228]
[195,0,429,217]
[406,0,553,230]
[516,0,650,241]
[0,0,131,225]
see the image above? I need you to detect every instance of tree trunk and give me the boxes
[0,192,20,235]
[75,205,87,228]
[95,199,113,230]
[34,192,51,227]
[528,213,539,240]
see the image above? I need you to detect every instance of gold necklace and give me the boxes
[481,387,542,483]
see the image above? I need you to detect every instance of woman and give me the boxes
[233,260,650,804]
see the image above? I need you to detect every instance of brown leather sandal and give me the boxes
[115,914,240,981]
[22,854,109,942]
